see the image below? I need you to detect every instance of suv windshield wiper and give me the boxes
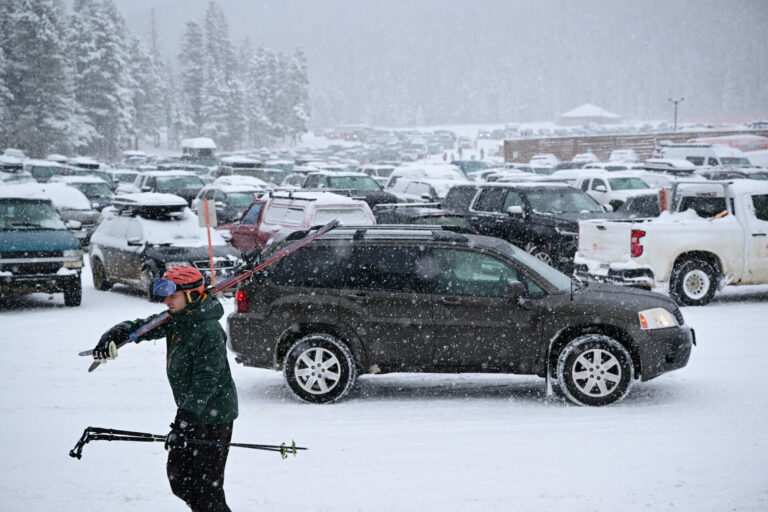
[9,221,56,230]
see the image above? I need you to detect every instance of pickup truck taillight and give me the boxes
[630,229,646,257]
[235,289,249,313]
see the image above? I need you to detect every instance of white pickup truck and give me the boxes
[574,180,768,305]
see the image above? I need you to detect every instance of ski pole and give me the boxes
[69,427,307,460]
[79,219,340,372]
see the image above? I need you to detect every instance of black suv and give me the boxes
[467,183,611,272]
[373,183,478,230]
[228,225,694,406]
[302,172,399,209]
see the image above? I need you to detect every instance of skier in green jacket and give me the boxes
[92,265,238,512]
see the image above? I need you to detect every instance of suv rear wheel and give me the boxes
[284,334,357,404]
[524,242,554,266]
[556,334,633,406]
[63,280,82,307]
[91,258,112,291]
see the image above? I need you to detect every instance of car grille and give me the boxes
[0,262,62,275]
[1,251,63,259]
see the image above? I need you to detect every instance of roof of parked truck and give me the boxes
[727,179,768,195]
[139,170,198,178]
[479,182,574,190]
[50,175,109,185]
[268,191,370,206]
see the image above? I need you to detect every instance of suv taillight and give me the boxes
[235,289,249,313]
[630,229,646,257]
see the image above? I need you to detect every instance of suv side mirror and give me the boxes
[215,201,226,209]
[141,186,152,192]
[506,205,524,216]
[506,280,527,298]
[420,194,432,201]
[603,204,614,212]
[126,237,143,247]
[65,219,82,230]
[594,185,607,193]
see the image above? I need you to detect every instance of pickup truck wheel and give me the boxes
[525,243,554,266]
[556,334,633,406]
[670,259,717,306]
[284,334,357,404]
[63,280,82,307]
[91,259,112,291]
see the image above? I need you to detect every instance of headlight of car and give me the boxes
[63,249,83,268]
[638,308,678,330]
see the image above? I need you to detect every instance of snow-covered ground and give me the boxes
[1,265,767,511]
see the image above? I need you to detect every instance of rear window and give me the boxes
[241,203,263,225]
[678,197,727,218]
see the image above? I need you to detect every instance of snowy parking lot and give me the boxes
[1,266,767,512]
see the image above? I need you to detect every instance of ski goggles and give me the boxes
[151,278,178,300]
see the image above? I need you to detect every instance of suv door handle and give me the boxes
[440,296,461,305]
[753,233,767,237]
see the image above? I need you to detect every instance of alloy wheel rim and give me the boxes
[294,347,342,395]
[683,269,710,300]
[535,251,553,265]
[571,348,621,397]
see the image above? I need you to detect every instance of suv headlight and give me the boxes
[63,249,83,268]
[638,308,678,330]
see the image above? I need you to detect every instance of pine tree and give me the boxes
[128,36,165,148]
[1,0,81,156]
[178,21,205,134]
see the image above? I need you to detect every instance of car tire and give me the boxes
[91,258,112,291]
[63,280,82,307]
[283,334,357,404]
[556,334,634,406]
[141,267,157,298]
[524,242,554,266]
[670,259,717,306]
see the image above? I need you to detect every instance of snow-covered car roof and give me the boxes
[101,206,228,247]
[220,156,261,165]
[269,191,369,206]
[213,175,270,188]
[50,175,110,185]
[24,159,66,168]
[573,170,654,180]
[726,179,768,195]
[69,156,101,166]
[46,154,69,163]
[106,168,139,176]
[139,170,198,178]
[0,184,54,201]
[481,181,574,190]
[181,137,216,149]
[204,185,263,194]
[0,155,24,167]
[306,171,371,178]
[113,192,188,207]
[643,158,697,170]
[0,182,91,210]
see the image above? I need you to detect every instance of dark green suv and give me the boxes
[228,226,694,406]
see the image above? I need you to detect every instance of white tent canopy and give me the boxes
[559,103,621,124]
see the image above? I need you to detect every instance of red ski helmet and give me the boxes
[156,265,206,301]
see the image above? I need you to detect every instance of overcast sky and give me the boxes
[114,0,768,128]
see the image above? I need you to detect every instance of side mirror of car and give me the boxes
[594,185,607,193]
[506,205,525,217]
[141,186,152,192]
[215,201,226,209]
[603,204,614,212]
[65,220,82,230]
[506,280,527,298]
[420,194,432,201]
[126,237,143,247]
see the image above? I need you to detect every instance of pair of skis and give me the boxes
[69,427,307,460]
[78,220,340,372]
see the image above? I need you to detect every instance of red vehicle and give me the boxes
[228,191,375,253]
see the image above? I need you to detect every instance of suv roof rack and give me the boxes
[267,190,317,201]
[112,196,186,219]
[325,224,469,242]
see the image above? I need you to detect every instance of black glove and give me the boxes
[165,409,196,451]
[93,321,133,360]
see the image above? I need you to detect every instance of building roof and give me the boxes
[561,103,620,119]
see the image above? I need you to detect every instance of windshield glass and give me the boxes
[157,176,204,192]
[0,199,67,230]
[327,176,382,191]
[720,157,750,167]
[74,183,112,198]
[313,207,372,225]
[115,173,137,183]
[526,189,603,213]
[609,177,650,190]
[226,192,255,208]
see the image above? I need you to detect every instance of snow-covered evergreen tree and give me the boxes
[178,21,205,135]
[128,36,165,148]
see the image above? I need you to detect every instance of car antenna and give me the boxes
[570,275,574,301]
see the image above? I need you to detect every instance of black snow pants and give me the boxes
[167,422,233,512]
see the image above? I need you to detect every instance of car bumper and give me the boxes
[227,312,277,368]
[574,253,655,289]
[0,271,80,297]
[638,325,695,381]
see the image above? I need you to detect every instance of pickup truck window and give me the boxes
[241,203,263,225]
[753,195,768,221]
[678,197,727,218]
[580,180,590,192]
[474,188,506,212]
[591,179,607,191]
[608,178,649,190]
[526,189,603,214]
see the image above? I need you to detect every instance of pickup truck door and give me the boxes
[745,193,768,282]
[469,188,507,236]
[230,201,265,252]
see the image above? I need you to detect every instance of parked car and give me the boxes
[373,183,479,230]
[571,152,599,164]
[192,184,263,224]
[301,172,399,208]
[575,180,768,305]
[228,225,694,406]
[574,172,654,210]
[608,149,639,162]
[50,175,113,211]
[529,153,559,167]
[125,170,205,206]
[467,183,612,272]
[24,159,69,183]
[228,191,375,253]
[384,163,464,190]
[359,164,397,187]
[656,143,753,168]
[89,193,241,296]
[106,169,139,192]
[385,177,471,203]
[0,185,83,306]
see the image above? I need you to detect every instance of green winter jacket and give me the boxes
[127,295,238,425]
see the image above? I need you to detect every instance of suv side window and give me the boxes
[427,249,520,297]
[708,158,719,166]
[591,179,607,191]
[304,175,320,188]
[473,188,506,212]
[443,186,477,212]
[502,191,523,210]
[270,244,355,288]
[351,244,429,292]
[753,195,768,221]
[241,203,263,224]
[580,179,590,192]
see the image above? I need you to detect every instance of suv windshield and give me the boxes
[608,177,650,191]
[73,183,112,198]
[526,189,603,214]
[0,199,67,230]
[157,176,204,192]
[226,192,255,208]
[720,157,751,167]
[327,176,382,191]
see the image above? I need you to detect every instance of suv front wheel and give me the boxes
[556,334,634,406]
[284,334,357,404]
